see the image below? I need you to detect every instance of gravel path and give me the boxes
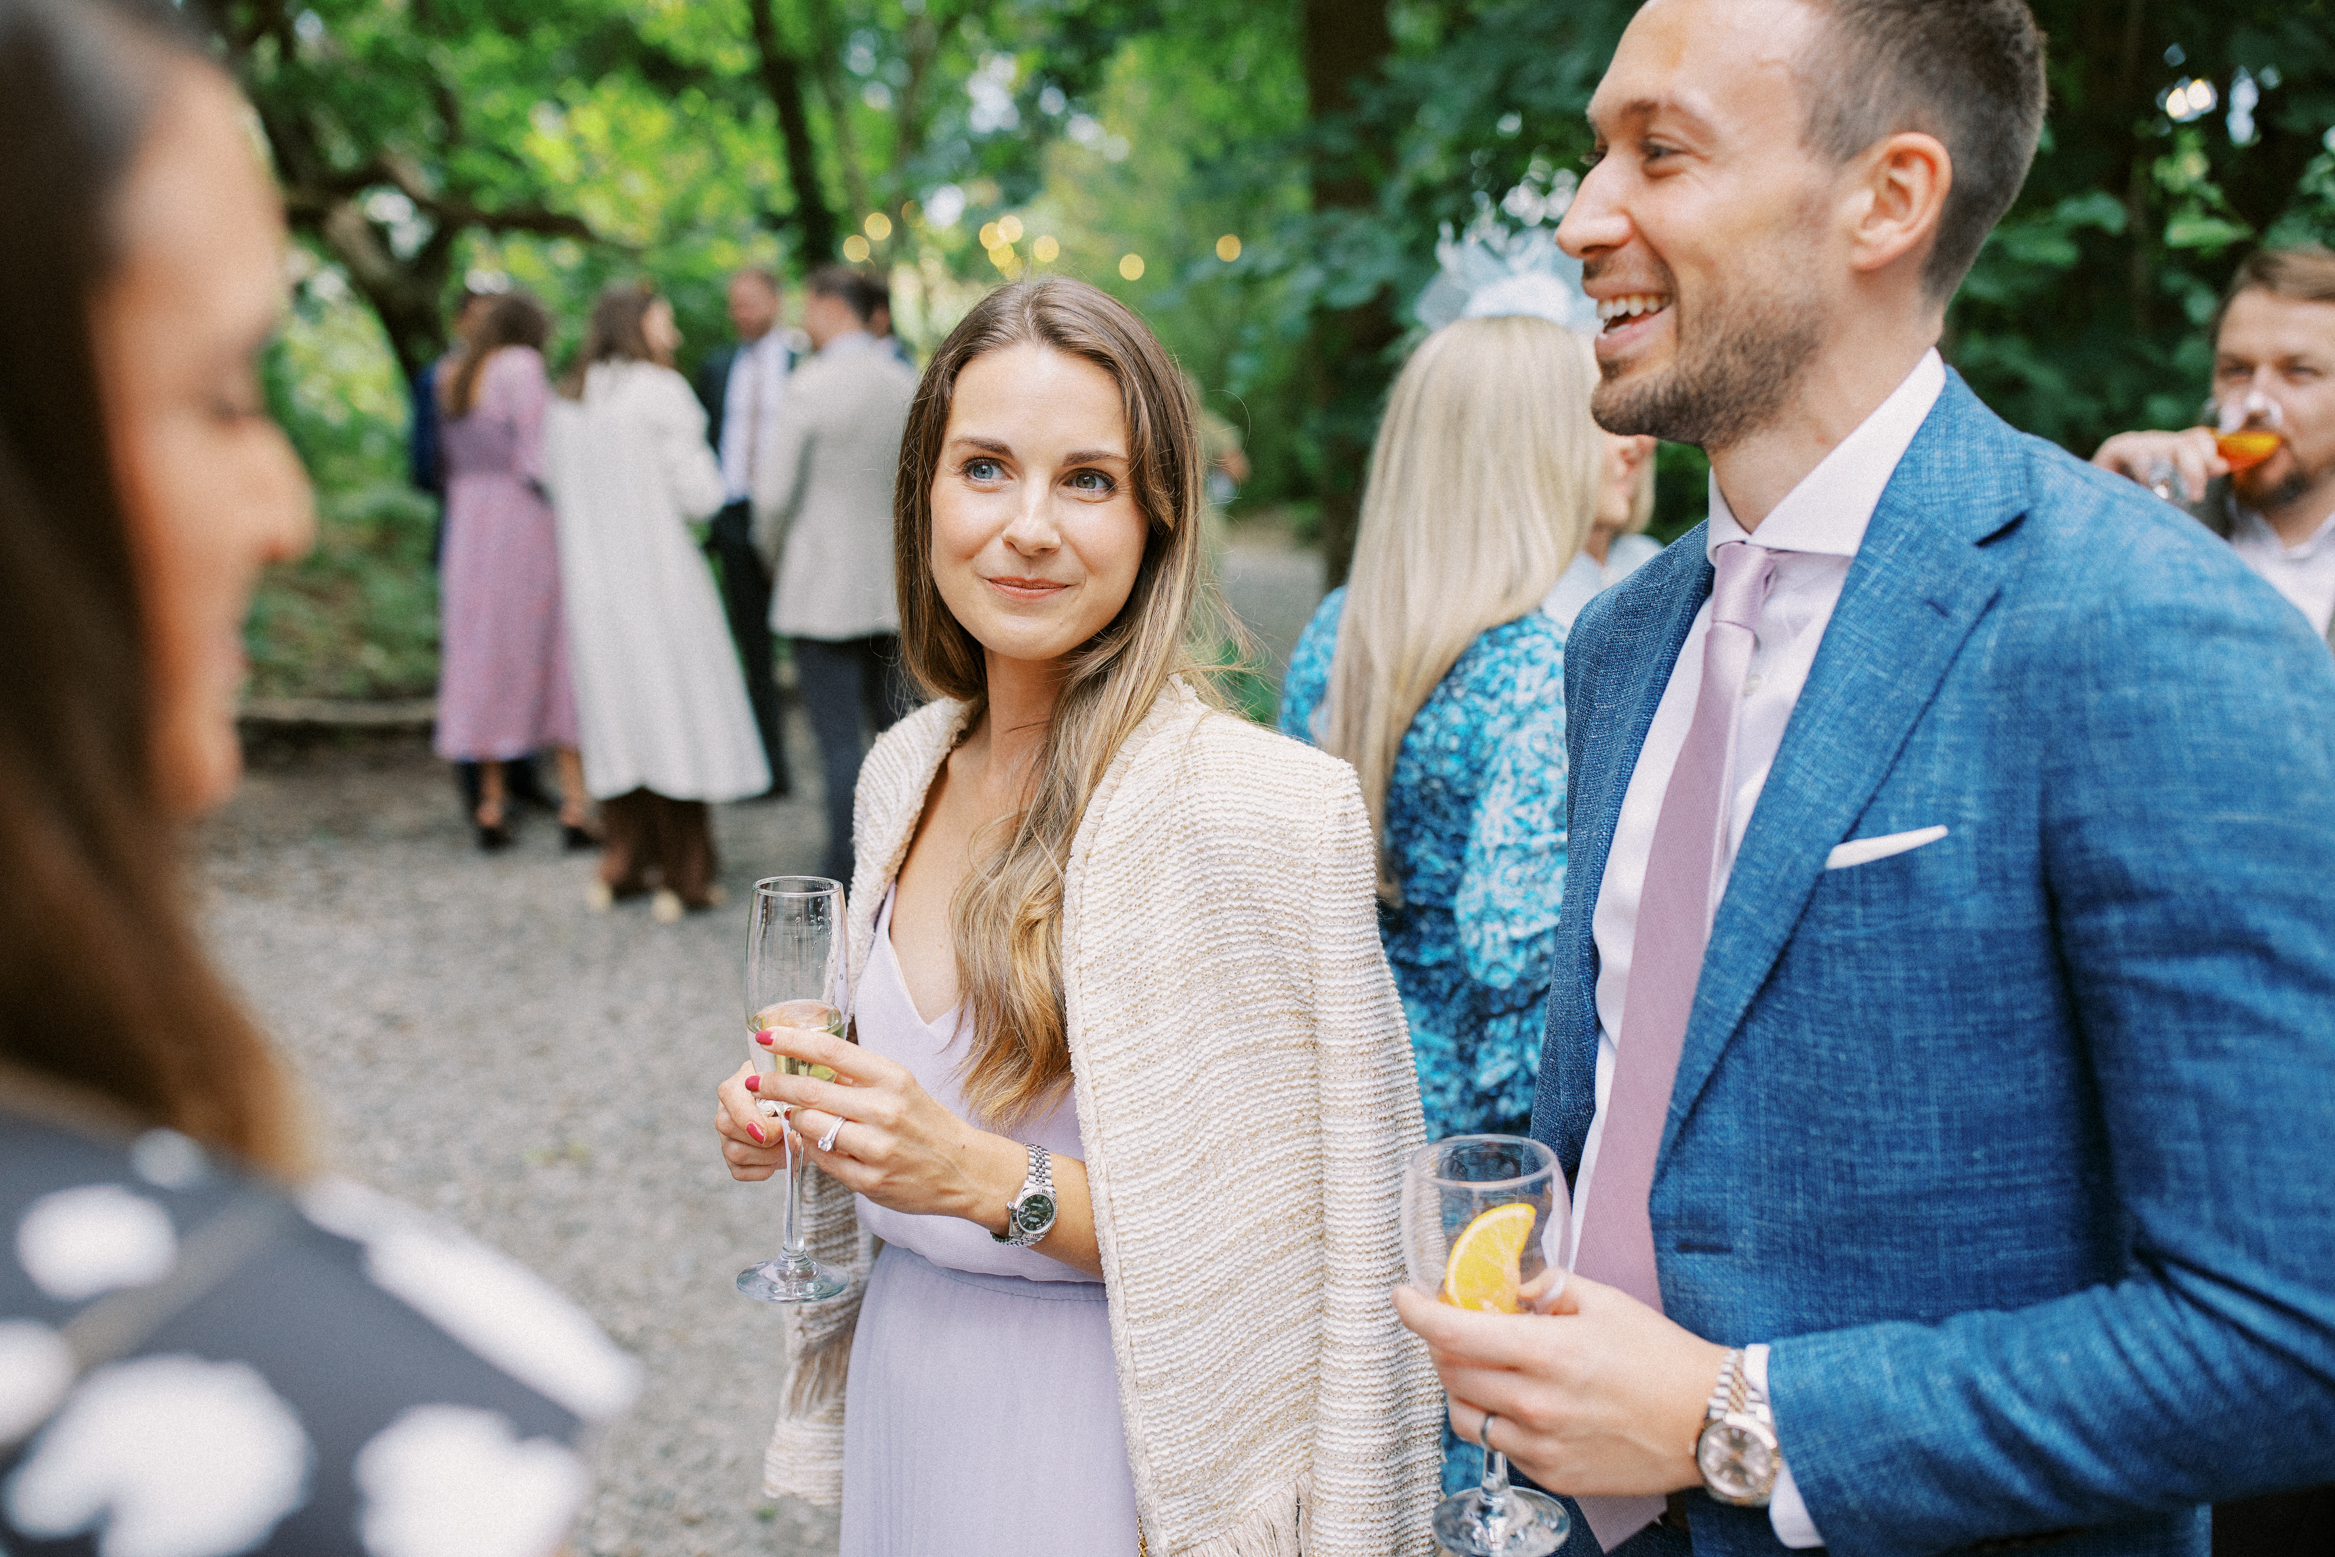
[192,548,1324,1557]
[199,717,840,1557]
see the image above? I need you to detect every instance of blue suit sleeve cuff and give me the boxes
[1748,1343,1826,1548]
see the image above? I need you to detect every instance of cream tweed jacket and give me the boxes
[763,680,1442,1556]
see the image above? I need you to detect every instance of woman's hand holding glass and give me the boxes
[724,1024,992,1220]
[716,1026,1104,1275]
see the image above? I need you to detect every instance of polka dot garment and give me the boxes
[0,1104,637,1557]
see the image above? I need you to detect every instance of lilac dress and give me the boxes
[839,889,1138,1556]
[433,347,580,761]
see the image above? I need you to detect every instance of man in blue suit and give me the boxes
[1393,1,2335,1554]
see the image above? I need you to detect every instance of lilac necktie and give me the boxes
[1572,539,1774,1550]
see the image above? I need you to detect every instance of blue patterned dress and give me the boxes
[1280,588,1569,1143]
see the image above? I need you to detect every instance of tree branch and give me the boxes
[747,0,840,261]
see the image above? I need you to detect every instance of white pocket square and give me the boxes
[1825,825,1948,871]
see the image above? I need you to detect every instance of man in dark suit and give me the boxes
[695,266,793,797]
[1395,3,2335,1555]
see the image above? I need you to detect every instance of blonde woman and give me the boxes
[1282,313,1599,1148]
[713,278,1439,1555]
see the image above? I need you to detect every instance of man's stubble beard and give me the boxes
[1590,262,1828,454]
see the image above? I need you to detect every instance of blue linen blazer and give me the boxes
[1532,373,2335,1557]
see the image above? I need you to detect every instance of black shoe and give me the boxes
[476,820,514,852]
[562,823,600,852]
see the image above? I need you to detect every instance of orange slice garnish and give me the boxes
[1442,1202,1537,1313]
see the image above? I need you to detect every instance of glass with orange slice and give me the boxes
[1401,1135,1573,1555]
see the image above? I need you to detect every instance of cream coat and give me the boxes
[544,360,769,802]
[765,681,1442,1556]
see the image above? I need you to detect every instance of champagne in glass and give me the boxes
[737,875,852,1304]
[1401,1134,1573,1557]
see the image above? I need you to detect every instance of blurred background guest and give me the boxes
[2094,245,2335,651]
[412,283,560,825]
[0,3,630,1548]
[548,285,768,922]
[431,289,591,851]
[1543,418,1660,630]
[1283,313,1594,1147]
[695,265,794,797]
[409,284,495,522]
[754,265,917,885]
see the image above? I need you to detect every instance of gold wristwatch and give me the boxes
[1696,1347,1780,1507]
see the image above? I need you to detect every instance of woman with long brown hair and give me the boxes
[433,288,591,850]
[0,2,630,1547]
[545,283,767,920]
[714,277,1440,1554]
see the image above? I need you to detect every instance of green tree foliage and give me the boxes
[1241,0,2335,563]
[233,0,2335,694]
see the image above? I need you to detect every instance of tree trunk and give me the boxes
[749,0,841,263]
[1301,0,1398,588]
[804,0,873,229]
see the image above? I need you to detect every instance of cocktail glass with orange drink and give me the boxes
[2215,392,2286,478]
[1401,1135,1573,1556]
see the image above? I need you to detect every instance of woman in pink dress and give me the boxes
[432,293,589,850]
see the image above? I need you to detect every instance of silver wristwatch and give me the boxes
[1695,1347,1780,1507]
[991,1143,1058,1248]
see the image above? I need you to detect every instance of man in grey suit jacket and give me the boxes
[752,265,918,883]
[1395,3,2335,1556]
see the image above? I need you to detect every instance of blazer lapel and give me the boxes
[1542,535,1711,1171]
[1661,376,2030,1141]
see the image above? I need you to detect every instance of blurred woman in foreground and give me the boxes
[714,277,1439,1554]
[0,2,631,1548]
[546,284,767,921]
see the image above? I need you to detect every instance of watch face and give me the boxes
[1017,1193,1057,1232]
[1696,1416,1778,1504]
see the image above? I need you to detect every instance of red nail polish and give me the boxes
[755,1032,775,1046]
[744,1074,760,1091]
[749,1121,766,1144]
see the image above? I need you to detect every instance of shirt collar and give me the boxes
[818,329,876,360]
[1707,348,1948,560]
[2231,500,2335,559]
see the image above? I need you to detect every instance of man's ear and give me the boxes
[1847,130,1951,280]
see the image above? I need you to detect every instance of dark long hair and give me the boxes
[0,0,302,1170]
[559,283,658,398]
[439,290,551,418]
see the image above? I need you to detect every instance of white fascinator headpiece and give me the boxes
[1414,163,1591,334]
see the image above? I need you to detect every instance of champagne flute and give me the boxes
[736,875,852,1304]
[1401,1134,1573,1557]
